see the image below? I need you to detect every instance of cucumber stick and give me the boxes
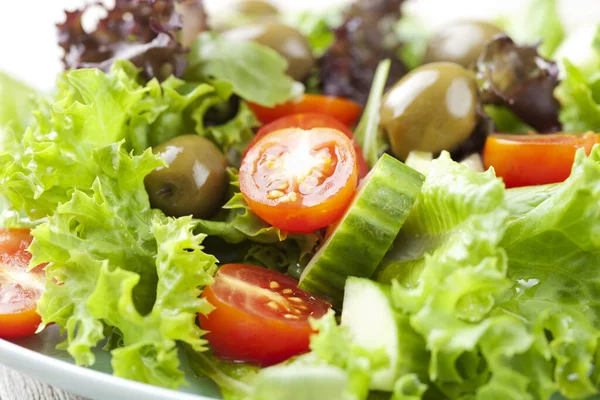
[299,154,424,307]
[341,277,398,391]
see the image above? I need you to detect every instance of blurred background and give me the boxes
[0,0,598,90]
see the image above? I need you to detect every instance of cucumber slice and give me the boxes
[299,154,424,307]
[405,151,433,175]
[253,365,347,400]
[341,277,398,391]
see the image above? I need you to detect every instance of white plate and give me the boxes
[0,326,222,400]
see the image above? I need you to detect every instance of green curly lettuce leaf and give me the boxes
[0,62,258,219]
[376,148,600,399]
[0,62,153,219]
[498,147,600,399]
[386,153,526,399]
[0,72,43,226]
[32,143,218,388]
[555,59,600,132]
[0,71,38,133]
[376,152,507,287]
[391,374,428,400]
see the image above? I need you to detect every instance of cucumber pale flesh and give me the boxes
[299,154,424,308]
[253,365,347,400]
[342,277,399,391]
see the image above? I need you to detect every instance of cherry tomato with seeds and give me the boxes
[244,113,369,180]
[240,127,358,233]
[199,264,331,366]
[0,228,45,339]
[483,132,598,188]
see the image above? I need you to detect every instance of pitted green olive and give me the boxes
[145,135,228,219]
[424,21,504,68]
[222,23,315,81]
[380,62,479,160]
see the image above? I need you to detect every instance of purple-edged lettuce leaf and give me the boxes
[57,0,208,81]
[318,0,407,105]
[476,35,561,133]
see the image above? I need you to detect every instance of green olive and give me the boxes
[222,23,315,81]
[424,21,504,68]
[380,62,478,160]
[211,0,279,32]
[234,0,279,18]
[145,135,228,219]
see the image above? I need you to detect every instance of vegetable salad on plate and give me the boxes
[1,0,600,399]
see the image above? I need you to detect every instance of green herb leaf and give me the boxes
[186,32,303,107]
[354,60,391,168]
[283,9,342,57]
[395,16,429,70]
[507,0,565,58]
[483,105,536,133]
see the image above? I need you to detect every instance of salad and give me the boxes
[1,0,600,399]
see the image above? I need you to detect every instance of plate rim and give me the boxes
[0,336,217,400]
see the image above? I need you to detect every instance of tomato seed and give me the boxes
[282,288,293,294]
[267,190,285,199]
[269,281,280,289]
[284,314,299,320]
[288,297,303,303]
[285,192,298,202]
[266,301,279,310]
[299,182,315,195]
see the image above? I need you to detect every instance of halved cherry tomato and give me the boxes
[483,132,599,188]
[0,228,45,339]
[240,127,358,233]
[200,264,330,366]
[244,113,369,179]
[248,95,362,127]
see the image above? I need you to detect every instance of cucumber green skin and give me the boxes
[299,154,424,308]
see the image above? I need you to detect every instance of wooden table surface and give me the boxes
[0,365,85,400]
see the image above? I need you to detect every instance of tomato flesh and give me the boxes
[240,127,358,233]
[248,94,362,127]
[245,113,369,180]
[484,132,598,188]
[200,264,330,366]
[0,228,45,339]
